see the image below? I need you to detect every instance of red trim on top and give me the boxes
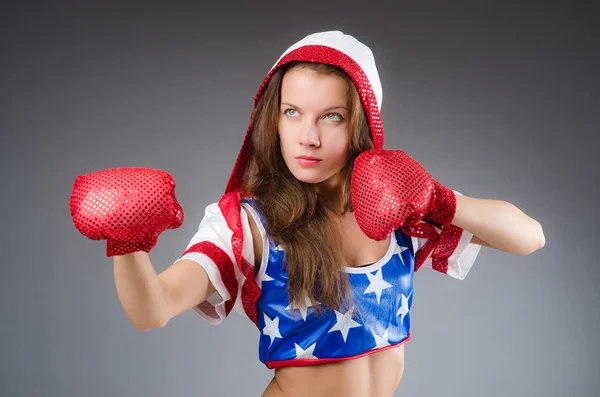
[239,256,260,324]
[219,192,260,327]
[183,240,238,317]
[264,333,411,369]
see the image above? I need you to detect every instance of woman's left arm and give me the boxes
[451,194,546,255]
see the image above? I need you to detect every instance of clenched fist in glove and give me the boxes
[69,167,184,257]
[351,149,462,271]
[351,149,456,240]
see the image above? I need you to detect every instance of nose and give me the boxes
[299,124,320,147]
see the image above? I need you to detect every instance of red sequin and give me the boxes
[430,224,463,273]
[69,167,184,257]
[351,149,435,241]
[350,149,462,272]
[224,45,384,196]
[184,241,238,317]
[426,181,457,227]
[219,192,260,326]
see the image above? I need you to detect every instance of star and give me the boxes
[262,272,274,282]
[294,342,318,360]
[372,327,391,349]
[394,244,408,257]
[328,308,362,343]
[396,291,413,324]
[364,268,393,304]
[286,295,319,321]
[262,312,282,348]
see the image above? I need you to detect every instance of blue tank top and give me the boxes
[241,198,415,369]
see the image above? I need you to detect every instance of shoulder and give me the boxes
[188,200,264,276]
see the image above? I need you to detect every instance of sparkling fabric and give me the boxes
[351,149,435,241]
[219,192,260,325]
[351,149,462,271]
[184,240,239,317]
[224,45,384,196]
[69,167,184,257]
[426,181,457,227]
[429,224,463,273]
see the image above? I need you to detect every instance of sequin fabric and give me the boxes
[219,192,260,325]
[184,240,239,317]
[351,149,436,241]
[70,167,184,257]
[429,224,463,273]
[351,149,462,271]
[224,45,384,195]
[426,181,457,227]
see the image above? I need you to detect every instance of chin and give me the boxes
[292,173,327,185]
[284,159,343,187]
[286,167,322,183]
[291,168,340,187]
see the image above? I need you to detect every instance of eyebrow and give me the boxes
[281,102,347,112]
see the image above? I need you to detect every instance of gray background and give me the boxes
[2,1,598,396]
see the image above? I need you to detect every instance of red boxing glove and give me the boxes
[350,149,457,241]
[69,167,184,257]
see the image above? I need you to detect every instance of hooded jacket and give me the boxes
[176,31,481,368]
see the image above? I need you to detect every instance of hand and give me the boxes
[350,149,456,241]
[69,167,184,257]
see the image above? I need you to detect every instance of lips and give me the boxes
[295,156,322,167]
[296,156,322,161]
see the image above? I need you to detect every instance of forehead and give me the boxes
[280,67,348,108]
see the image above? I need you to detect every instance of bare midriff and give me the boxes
[261,344,405,397]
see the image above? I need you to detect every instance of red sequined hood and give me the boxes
[224,30,386,196]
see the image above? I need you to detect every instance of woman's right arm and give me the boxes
[69,168,225,331]
[113,252,216,331]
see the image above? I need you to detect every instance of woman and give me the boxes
[70,31,545,397]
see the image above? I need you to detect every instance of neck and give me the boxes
[317,188,347,215]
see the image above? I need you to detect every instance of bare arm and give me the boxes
[452,194,545,255]
[113,252,215,331]
[113,206,260,332]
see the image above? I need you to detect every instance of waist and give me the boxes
[264,344,406,397]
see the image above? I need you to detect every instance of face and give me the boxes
[278,67,350,195]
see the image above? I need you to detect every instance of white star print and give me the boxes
[328,308,361,342]
[262,272,274,282]
[364,268,393,304]
[372,328,391,349]
[396,291,413,324]
[286,295,319,321]
[294,342,318,360]
[262,313,282,348]
[394,244,408,257]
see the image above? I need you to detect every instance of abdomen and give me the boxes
[264,344,405,397]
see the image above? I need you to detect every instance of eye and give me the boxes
[325,113,343,121]
[284,109,298,116]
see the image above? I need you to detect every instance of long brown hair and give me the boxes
[242,61,374,314]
